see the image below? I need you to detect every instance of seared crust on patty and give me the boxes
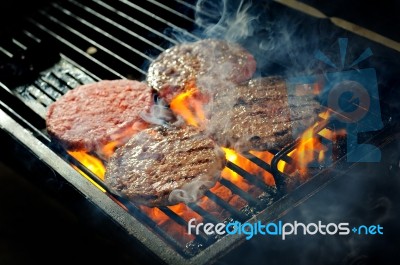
[207,77,322,152]
[46,79,153,154]
[104,125,226,207]
[146,39,256,103]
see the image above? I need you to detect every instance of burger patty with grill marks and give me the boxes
[46,79,153,155]
[146,39,257,103]
[104,125,226,207]
[207,76,322,152]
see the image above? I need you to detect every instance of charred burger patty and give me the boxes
[207,76,322,152]
[104,125,226,207]
[146,39,257,103]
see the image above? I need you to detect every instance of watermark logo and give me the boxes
[188,219,384,240]
[286,38,383,162]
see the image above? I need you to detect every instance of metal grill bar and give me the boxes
[0,41,19,58]
[27,18,126,79]
[10,55,99,118]
[39,75,69,95]
[52,3,155,62]
[12,39,27,50]
[204,190,247,221]
[37,78,64,98]
[158,206,210,244]
[226,161,275,193]
[0,96,50,141]
[172,0,213,20]
[146,0,197,24]
[27,85,53,107]
[23,30,41,43]
[0,0,355,263]
[119,200,188,255]
[57,54,101,81]
[187,203,221,224]
[118,0,201,41]
[242,152,272,172]
[94,0,179,45]
[268,149,294,164]
[219,178,260,206]
[41,72,73,93]
[66,0,165,52]
[0,46,13,58]
[2,0,284,255]
[36,10,147,75]
[173,0,198,11]
[158,206,190,227]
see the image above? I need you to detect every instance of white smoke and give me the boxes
[139,98,175,126]
[195,0,258,42]
[168,176,216,204]
[175,1,398,264]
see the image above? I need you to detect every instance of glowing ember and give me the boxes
[141,203,202,225]
[222,147,275,187]
[248,150,276,186]
[140,203,199,244]
[141,205,170,226]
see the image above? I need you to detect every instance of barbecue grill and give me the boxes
[1,0,399,264]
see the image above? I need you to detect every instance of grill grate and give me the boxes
[4,53,336,257]
[0,0,352,263]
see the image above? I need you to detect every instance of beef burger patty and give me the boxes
[207,76,322,152]
[46,79,153,154]
[104,125,226,207]
[146,39,257,103]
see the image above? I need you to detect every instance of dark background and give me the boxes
[1,0,400,264]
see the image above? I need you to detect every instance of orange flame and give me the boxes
[277,111,331,177]
[68,151,105,180]
[222,148,275,188]
[67,83,335,242]
[102,141,119,159]
[169,87,206,128]
[141,203,202,225]
[140,203,200,244]
[100,122,149,159]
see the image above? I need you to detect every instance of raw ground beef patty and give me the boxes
[146,39,257,103]
[46,79,153,154]
[104,125,226,207]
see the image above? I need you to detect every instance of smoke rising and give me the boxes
[145,1,400,263]
[168,176,215,204]
[139,98,175,126]
[192,0,335,76]
[170,1,400,264]
[195,0,258,42]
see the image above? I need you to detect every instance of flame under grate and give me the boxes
[0,0,349,260]
[9,54,338,256]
